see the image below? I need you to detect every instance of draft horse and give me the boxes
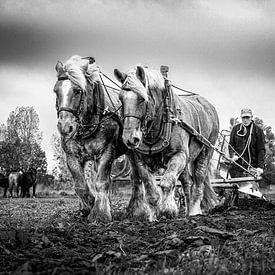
[0,173,9,198]
[54,55,127,222]
[8,171,22,197]
[114,66,219,220]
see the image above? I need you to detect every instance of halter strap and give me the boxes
[122,101,150,133]
[56,89,84,119]
[57,107,78,117]
[57,75,69,81]
[123,114,144,121]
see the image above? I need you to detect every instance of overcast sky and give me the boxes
[0,0,274,171]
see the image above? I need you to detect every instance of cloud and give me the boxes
[1,0,274,78]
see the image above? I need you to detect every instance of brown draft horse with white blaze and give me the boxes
[54,55,128,222]
[114,66,219,220]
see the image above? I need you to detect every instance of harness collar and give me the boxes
[134,78,174,155]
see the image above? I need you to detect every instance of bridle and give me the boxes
[55,75,86,121]
[121,90,151,135]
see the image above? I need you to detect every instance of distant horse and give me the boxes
[0,173,9,198]
[54,55,128,222]
[21,168,37,198]
[114,66,219,220]
[8,171,22,197]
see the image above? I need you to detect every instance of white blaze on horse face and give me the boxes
[123,117,143,149]
[57,80,78,137]
[60,80,73,108]
[122,91,143,149]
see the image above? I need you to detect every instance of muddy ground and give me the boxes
[0,188,275,275]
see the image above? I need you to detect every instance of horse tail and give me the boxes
[201,161,218,210]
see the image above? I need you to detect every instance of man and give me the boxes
[229,108,265,178]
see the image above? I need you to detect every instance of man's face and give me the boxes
[241,115,252,126]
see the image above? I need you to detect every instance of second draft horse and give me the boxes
[115,66,219,220]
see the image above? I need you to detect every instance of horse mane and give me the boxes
[62,55,120,113]
[124,66,165,100]
[63,55,101,90]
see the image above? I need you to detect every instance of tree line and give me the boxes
[0,106,47,174]
[2,107,273,190]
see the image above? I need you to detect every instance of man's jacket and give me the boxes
[229,121,265,171]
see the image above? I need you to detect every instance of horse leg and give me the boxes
[190,148,217,215]
[159,152,187,218]
[67,156,95,217]
[16,185,19,198]
[3,187,7,198]
[8,182,13,198]
[88,148,114,223]
[178,168,193,215]
[126,153,159,222]
[26,188,31,198]
[32,183,37,197]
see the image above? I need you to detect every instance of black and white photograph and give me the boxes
[0,0,275,274]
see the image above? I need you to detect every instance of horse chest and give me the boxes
[84,139,107,155]
[141,154,167,172]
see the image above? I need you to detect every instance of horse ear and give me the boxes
[82,61,89,72]
[83,56,95,64]
[114,69,127,83]
[55,61,64,74]
[136,66,146,86]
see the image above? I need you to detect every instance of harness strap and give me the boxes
[124,114,144,121]
[58,75,69,81]
[171,118,211,148]
[135,78,173,155]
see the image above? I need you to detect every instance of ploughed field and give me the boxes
[0,187,275,275]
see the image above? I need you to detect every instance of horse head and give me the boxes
[54,55,99,138]
[114,66,159,149]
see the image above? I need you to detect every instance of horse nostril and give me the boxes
[133,137,140,145]
[69,126,74,133]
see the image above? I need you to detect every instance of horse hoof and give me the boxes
[79,209,91,217]
[160,209,178,219]
[88,211,112,223]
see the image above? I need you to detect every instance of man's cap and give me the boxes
[241,108,253,117]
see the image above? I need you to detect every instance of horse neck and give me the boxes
[84,81,120,123]
[147,86,165,129]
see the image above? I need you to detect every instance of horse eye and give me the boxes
[74,88,82,95]
[138,97,145,103]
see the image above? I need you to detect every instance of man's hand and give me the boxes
[256,168,263,176]
[231,155,239,162]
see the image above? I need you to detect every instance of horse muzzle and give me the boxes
[57,114,78,137]
[123,129,142,149]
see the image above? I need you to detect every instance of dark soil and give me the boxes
[0,190,275,275]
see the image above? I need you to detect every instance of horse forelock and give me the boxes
[123,67,165,101]
[143,67,165,91]
[63,55,100,90]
